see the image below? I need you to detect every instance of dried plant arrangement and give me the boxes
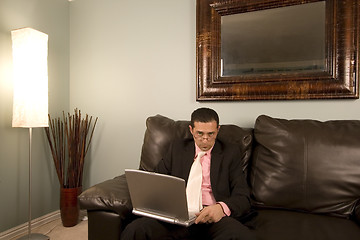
[45,108,98,188]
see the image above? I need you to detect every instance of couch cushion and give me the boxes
[140,115,253,176]
[250,115,360,217]
[253,209,360,240]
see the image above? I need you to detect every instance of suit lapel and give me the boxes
[210,141,223,195]
[182,140,223,187]
[183,142,196,182]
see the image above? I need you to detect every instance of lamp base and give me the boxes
[17,233,49,240]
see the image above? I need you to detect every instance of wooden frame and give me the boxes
[196,0,359,101]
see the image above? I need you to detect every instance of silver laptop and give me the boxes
[125,169,197,227]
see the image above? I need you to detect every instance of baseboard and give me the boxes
[0,210,60,240]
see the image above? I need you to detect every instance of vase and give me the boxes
[60,186,82,227]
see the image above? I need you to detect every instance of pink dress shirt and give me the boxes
[195,145,231,216]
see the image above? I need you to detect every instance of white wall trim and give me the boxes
[0,210,60,240]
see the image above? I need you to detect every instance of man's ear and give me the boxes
[189,125,193,134]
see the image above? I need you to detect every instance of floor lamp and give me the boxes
[11,28,50,240]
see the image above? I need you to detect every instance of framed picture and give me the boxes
[196,0,359,101]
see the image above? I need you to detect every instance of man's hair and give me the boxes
[190,107,219,127]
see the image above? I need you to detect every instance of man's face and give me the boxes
[189,120,220,151]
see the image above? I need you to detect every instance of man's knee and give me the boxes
[211,217,256,240]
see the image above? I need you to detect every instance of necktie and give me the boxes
[186,151,206,213]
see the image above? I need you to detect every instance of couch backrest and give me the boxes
[250,115,360,218]
[140,115,253,176]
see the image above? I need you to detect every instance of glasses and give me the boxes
[193,131,217,140]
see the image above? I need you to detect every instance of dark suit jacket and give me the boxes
[155,137,251,219]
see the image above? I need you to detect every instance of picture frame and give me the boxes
[196,0,359,101]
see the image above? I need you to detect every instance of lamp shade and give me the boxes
[11,28,48,128]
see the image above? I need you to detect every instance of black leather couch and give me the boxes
[79,114,360,240]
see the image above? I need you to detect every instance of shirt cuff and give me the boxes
[218,202,231,216]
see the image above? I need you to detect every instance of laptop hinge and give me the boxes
[132,209,176,224]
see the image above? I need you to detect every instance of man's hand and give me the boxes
[195,204,225,224]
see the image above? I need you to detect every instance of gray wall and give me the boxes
[0,0,69,232]
[70,0,360,190]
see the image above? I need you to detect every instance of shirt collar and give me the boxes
[194,143,214,157]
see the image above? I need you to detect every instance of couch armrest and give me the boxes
[79,174,132,218]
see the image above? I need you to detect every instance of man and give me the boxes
[121,108,255,240]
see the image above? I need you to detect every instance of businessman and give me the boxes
[121,108,255,240]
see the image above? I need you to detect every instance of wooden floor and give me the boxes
[9,217,88,240]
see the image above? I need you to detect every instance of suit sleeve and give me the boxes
[220,146,251,218]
